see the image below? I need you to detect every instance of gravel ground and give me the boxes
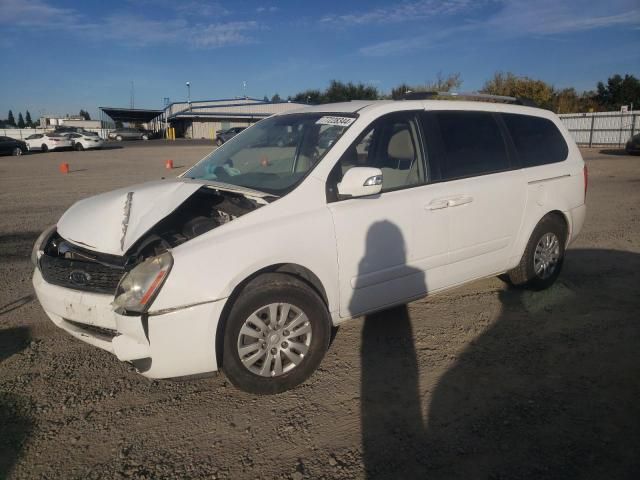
[1,146,639,480]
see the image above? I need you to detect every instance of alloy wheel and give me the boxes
[533,232,560,279]
[237,303,312,377]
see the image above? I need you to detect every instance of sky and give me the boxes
[0,0,639,118]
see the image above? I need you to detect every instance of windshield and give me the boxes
[184,113,355,195]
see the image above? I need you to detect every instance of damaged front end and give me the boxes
[36,185,265,304]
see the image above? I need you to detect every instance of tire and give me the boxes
[12,147,22,156]
[116,135,123,141]
[506,214,567,291]
[216,138,223,146]
[74,142,84,151]
[222,273,331,394]
[141,135,149,141]
[41,144,48,153]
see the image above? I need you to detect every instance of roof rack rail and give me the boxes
[401,91,537,107]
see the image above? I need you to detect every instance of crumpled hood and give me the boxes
[57,180,203,256]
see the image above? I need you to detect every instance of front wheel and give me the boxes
[12,147,22,156]
[74,142,84,151]
[216,138,223,146]
[116,135,123,141]
[506,214,567,290]
[41,144,48,153]
[222,274,331,394]
[141,134,149,141]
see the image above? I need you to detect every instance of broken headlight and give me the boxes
[31,225,57,269]
[113,252,173,313]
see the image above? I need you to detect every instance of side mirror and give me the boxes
[337,167,383,198]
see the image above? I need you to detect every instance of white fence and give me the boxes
[1,127,112,139]
[559,111,639,147]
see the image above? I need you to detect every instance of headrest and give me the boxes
[387,129,414,161]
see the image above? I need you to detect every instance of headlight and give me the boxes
[31,225,57,268]
[113,252,173,313]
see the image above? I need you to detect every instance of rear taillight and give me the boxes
[583,164,588,202]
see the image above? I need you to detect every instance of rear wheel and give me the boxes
[12,147,22,156]
[74,142,84,151]
[41,144,48,153]
[216,138,223,146]
[506,214,567,290]
[222,273,331,394]
[116,135,123,141]
[141,134,149,141]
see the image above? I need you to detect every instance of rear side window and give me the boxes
[502,113,568,167]
[432,111,510,180]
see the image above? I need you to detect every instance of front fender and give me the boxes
[149,200,339,317]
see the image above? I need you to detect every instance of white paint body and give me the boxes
[25,134,72,151]
[66,133,105,150]
[33,100,587,379]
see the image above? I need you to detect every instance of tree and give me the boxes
[17,112,25,128]
[390,83,414,100]
[549,88,600,114]
[291,80,379,105]
[263,95,269,102]
[271,93,282,103]
[292,89,323,104]
[481,72,553,108]
[25,111,33,127]
[390,72,462,99]
[7,110,15,126]
[79,109,91,120]
[595,74,640,110]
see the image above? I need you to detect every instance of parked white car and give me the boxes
[25,133,72,152]
[32,97,587,393]
[63,132,105,151]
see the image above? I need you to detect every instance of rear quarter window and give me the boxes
[502,113,568,167]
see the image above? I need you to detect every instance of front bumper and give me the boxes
[33,269,224,378]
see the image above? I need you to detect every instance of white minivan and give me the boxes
[32,97,587,393]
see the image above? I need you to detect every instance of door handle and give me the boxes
[448,196,473,207]
[426,199,449,210]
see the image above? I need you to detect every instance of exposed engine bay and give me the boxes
[40,187,264,294]
[128,186,263,262]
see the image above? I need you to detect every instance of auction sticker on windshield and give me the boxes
[315,116,356,127]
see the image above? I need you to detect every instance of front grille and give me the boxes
[64,319,118,339]
[40,254,125,294]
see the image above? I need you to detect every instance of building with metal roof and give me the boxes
[165,97,306,139]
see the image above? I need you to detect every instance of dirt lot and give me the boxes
[1,145,639,480]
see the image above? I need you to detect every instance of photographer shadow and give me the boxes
[354,221,427,477]
[359,241,640,479]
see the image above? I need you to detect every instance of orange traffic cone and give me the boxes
[59,163,70,174]
[165,160,174,169]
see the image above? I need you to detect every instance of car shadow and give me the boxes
[0,327,33,478]
[359,248,640,479]
[0,231,39,265]
[598,148,633,156]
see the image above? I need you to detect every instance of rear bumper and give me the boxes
[33,269,223,378]
[567,204,586,246]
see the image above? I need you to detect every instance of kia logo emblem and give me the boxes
[69,270,91,286]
